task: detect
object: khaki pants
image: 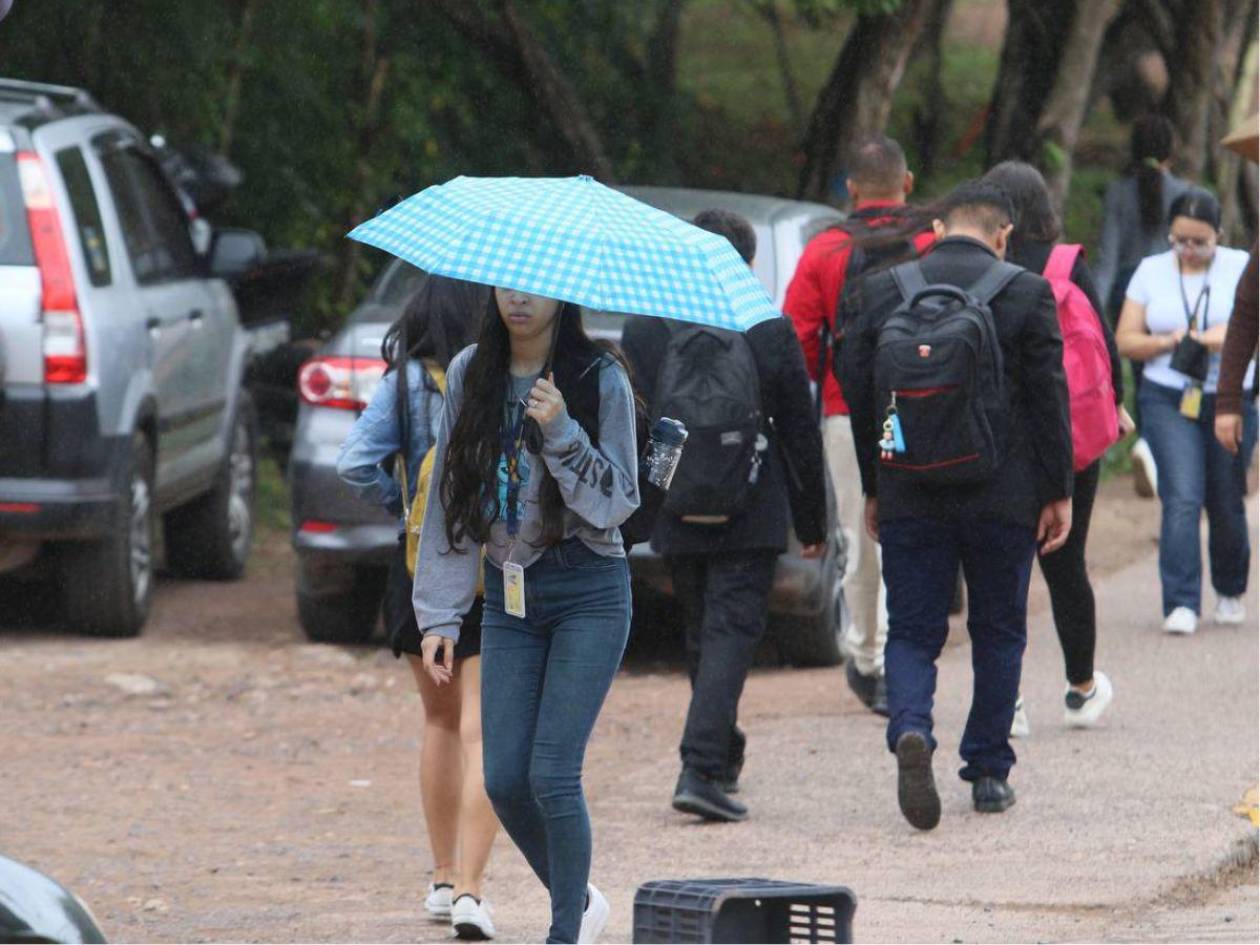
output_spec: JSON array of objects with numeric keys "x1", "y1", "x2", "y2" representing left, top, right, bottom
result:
[{"x1": 824, "y1": 414, "x2": 887, "y2": 676}]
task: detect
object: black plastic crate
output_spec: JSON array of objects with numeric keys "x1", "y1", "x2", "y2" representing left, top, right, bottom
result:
[{"x1": 632, "y1": 878, "x2": 856, "y2": 944}]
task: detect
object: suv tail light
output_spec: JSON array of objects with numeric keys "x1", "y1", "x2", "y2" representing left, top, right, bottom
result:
[
  {"x1": 17, "y1": 151, "x2": 87, "y2": 384},
  {"x1": 297, "y1": 356, "x2": 387, "y2": 411}
]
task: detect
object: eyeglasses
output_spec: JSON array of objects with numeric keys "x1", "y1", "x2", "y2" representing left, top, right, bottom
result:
[{"x1": 1169, "y1": 234, "x2": 1214, "y2": 250}]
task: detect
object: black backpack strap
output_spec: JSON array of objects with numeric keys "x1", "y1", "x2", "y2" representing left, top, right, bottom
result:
[
  {"x1": 890, "y1": 260, "x2": 929, "y2": 303},
  {"x1": 968, "y1": 261, "x2": 1023, "y2": 306}
]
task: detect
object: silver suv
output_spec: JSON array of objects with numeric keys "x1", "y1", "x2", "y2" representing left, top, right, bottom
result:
[
  {"x1": 0, "y1": 79, "x2": 257, "y2": 637},
  {"x1": 290, "y1": 186, "x2": 850, "y2": 665}
]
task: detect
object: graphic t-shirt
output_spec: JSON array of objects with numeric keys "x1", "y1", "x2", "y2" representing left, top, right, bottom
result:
[{"x1": 497, "y1": 372, "x2": 539, "y2": 524}]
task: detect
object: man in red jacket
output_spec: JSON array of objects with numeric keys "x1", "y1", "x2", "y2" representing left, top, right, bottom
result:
[{"x1": 783, "y1": 136, "x2": 934, "y2": 715}]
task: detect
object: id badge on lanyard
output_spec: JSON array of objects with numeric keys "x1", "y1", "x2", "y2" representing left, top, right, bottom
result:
[{"x1": 502, "y1": 398, "x2": 528, "y2": 618}]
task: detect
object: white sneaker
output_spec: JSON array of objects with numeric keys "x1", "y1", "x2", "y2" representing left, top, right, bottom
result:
[
  {"x1": 451, "y1": 894, "x2": 495, "y2": 940},
  {"x1": 424, "y1": 883, "x2": 453, "y2": 920},
  {"x1": 1009, "y1": 697, "x2": 1030, "y2": 738},
  {"x1": 1163, "y1": 607, "x2": 1198, "y2": 635},
  {"x1": 577, "y1": 883, "x2": 609, "y2": 944},
  {"x1": 1213, "y1": 596, "x2": 1246, "y2": 626},
  {"x1": 1064, "y1": 671, "x2": 1113, "y2": 728},
  {"x1": 1131, "y1": 438, "x2": 1158, "y2": 498}
]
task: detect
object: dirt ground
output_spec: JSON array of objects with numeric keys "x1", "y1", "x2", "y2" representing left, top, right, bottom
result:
[{"x1": 1, "y1": 477, "x2": 1256, "y2": 944}]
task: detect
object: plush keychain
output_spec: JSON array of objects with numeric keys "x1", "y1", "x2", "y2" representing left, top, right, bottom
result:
[{"x1": 879, "y1": 394, "x2": 906, "y2": 461}]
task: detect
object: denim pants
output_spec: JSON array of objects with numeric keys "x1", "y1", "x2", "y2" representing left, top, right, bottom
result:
[
  {"x1": 1139, "y1": 382, "x2": 1258, "y2": 615},
  {"x1": 481, "y1": 539, "x2": 631, "y2": 944},
  {"x1": 881, "y1": 517, "x2": 1036, "y2": 782},
  {"x1": 667, "y1": 550, "x2": 778, "y2": 779}
]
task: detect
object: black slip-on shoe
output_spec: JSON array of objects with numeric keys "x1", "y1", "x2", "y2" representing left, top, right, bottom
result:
[
  {"x1": 972, "y1": 776, "x2": 1016, "y2": 813},
  {"x1": 672, "y1": 768, "x2": 748, "y2": 822},
  {"x1": 895, "y1": 731, "x2": 941, "y2": 831},
  {"x1": 871, "y1": 673, "x2": 889, "y2": 717},
  {"x1": 846, "y1": 660, "x2": 879, "y2": 709}
]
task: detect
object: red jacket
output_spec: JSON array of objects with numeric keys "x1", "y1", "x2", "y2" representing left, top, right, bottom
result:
[{"x1": 783, "y1": 202, "x2": 935, "y2": 415}]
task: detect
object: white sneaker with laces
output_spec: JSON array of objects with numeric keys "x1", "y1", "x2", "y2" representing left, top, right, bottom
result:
[
  {"x1": 577, "y1": 883, "x2": 609, "y2": 944},
  {"x1": 1163, "y1": 607, "x2": 1198, "y2": 635},
  {"x1": 451, "y1": 894, "x2": 495, "y2": 940},
  {"x1": 1213, "y1": 596, "x2": 1246, "y2": 626},
  {"x1": 1009, "y1": 697, "x2": 1030, "y2": 739},
  {"x1": 1064, "y1": 671, "x2": 1113, "y2": 728},
  {"x1": 424, "y1": 883, "x2": 453, "y2": 920},
  {"x1": 1131, "y1": 438, "x2": 1158, "y2": 498}
]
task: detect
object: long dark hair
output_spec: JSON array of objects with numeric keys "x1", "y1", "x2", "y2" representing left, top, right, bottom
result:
[
  {"x1": 441, "y1": 295, "x2": 627, "y2": 550},
  {"x1": 983, "y1": 161, "x2": 1061, "y2": 254},
  {"x1": 382, "y1": 271, "x2": 485, "y2": 396},
  {"x1": 1130, "y1": 114, "x2": 1175, "y2": 230}
]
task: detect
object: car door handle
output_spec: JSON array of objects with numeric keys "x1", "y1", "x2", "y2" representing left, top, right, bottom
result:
[
  {"x1": 187, "y1": 309, "x2": 205, "y2": 324},
  {"x1": 146, "y1": 317, "x2": 161, "y2": 332}
]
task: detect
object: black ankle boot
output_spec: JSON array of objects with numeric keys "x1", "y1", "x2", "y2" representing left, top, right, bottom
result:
[
  {"x1": 972, "y1": 776, "x2": 1016, "y2": 813},
  {"x1": 672, "y1": 767, "x2": 748, "y2": 822}
]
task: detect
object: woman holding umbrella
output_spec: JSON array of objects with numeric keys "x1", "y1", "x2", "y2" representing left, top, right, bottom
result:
[{"x1": 413, "y1": 286, "x2": 639, "y2": 944}]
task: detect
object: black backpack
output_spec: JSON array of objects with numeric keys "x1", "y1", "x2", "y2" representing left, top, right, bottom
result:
[
  {"x1": 653, "y1": 322, "x2": 764, "y2": 523},
  {"x1": 872, "y1": 259, "x2": 1021, "y2": 485}
]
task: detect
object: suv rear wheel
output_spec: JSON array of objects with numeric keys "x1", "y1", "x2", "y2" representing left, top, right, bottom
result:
[
  {"x1": 61, "y1": 433, "x2": 154, "y2": 637},
  {"x1": 296, "y1": 567, "x2": 385, "y2": 645},
  {"x1": 165, "y1": 395, "x2": 257, "y2": 580}
]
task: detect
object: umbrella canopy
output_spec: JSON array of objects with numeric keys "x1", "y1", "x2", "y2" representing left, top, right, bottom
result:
[
  {"x1": 347, "y1": 175, "x2": 780, "y2": 332},
  {"x1": 1222, "y1": 112, "x2": 1259, "y2": 162}
]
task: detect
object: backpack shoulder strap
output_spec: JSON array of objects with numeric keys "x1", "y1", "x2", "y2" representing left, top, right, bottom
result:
[
  {"x1": 1043, "y1": 243, "x2": 1082, "y2": 282},
  {"x1": 890, "y1": 260, "x2": 928, "y2": 303},
  {"x1": 968, "y1": 260, "x2": 1024, "y2": 306}
]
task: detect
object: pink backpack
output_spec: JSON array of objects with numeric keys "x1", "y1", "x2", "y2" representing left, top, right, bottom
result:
[{"x1": 1043, "y1": 245, "x2": 1119, "y2": 472}]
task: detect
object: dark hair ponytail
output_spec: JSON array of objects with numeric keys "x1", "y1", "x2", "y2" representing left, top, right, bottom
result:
[
  {"x1": 1131, "y1": 114, "x2": 1175, "y2": 230},
  {"x1": 1168, "y1": 187, "x2": 1222, "y2": 230}
]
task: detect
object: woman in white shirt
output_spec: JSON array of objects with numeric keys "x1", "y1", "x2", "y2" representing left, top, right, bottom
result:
[{"x1": 1117, "y1": 188, "x2": 1256, "y2": 635}]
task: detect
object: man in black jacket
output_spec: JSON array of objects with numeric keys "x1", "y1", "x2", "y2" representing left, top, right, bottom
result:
[
  {"x1": 839, "y1": 181, "x2": 1074, "y2": 830},
  {"x1": 621, "y1": 209, "x2": 828, "y2": 823}
]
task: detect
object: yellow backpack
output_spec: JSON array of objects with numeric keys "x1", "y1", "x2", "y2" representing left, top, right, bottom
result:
[
  {"x1": 397, "y1": 364, "x2": 484, "y2": 594},
  {"x1": 397, "y1": 363, "x2": 446, "y2": 577}
]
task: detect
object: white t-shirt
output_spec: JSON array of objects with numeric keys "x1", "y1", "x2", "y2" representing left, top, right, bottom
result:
[{"x1": 1126, "y1": 247, "x2": 1255, "y2": 393}]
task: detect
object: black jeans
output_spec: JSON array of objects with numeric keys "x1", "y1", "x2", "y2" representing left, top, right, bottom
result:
[
  {"x1": 667, "y1": 550, "x2": 778, "y2": 780},
  {"x1": 1036, "y1": 461, "x2": 1100, "y2": 686},
  {"x1": 882, "y1": 517, "x2": 1036, "y2": 782}
]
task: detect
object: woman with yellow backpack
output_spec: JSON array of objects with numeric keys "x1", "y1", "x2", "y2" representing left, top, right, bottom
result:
[{"x1": 337, "y1": 274, "x2": 501, "y2": 940}]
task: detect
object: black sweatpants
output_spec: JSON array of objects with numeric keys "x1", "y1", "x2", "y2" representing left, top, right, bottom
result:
[
  {"x1": 1036, "y1": 461, "x2": 1101, "y2": 685},
  {"x1": 667, "y1": 550, "x2": 778, "y2": 780}
]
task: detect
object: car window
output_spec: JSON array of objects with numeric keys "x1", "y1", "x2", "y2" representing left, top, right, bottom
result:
[
  {"x1": 55, "y1": 147, "x2": 111, "y2": 286},
  {"x1": 100, "y1": 147, "x2": 196, "y2": 284},
  {"x1": 373, "y1": 260, "x2": 427, "y2": 307},
  {"x1": 0, "y1": 153, "x2": 34, "y2": 266}
]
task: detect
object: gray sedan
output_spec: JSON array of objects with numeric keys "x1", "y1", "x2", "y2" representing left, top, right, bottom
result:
[{"x1": 289, "y1": 187, "x2": 848, "y2": 665}]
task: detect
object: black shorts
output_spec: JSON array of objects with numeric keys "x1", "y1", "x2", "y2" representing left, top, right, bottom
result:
[{"x1": 384, "y1": 537, "x2": 483, "y2": 660}]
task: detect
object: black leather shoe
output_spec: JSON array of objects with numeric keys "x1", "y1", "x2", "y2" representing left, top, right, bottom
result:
[
  {"x1": 972, "y1": 776, "x2": 1016, "y2": 813},
  {"x1": 871, "y1": 673, "x2": 889, "y2": 717},
  {"x1": 672, "y1": 768, "x2": 748, "y2": 822},
  {"x1": 846, "y1": 660, "x2": 879, "y2": 709},
  {"x1": 720, "y1": 756, "x2": 744, "y2": 794},
  {"x1": 894, "y1": 732, "x2": 941, "y2": 830}
]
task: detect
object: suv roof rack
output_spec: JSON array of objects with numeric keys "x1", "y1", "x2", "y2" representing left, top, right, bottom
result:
[{"x1": 0, "y1": 78, "x2": 102, "y2": 127}]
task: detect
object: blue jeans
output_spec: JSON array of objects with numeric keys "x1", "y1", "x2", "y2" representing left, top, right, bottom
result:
[
  {"x1": 881, "y1": 517, "x2": 1036, "y2": 782},
  {"x1": 1139, "y1": 382, "x2": 1258, "y2": 615},
  {"x1": 481, "y1": 539, "x2": 631, "y2": 944}
]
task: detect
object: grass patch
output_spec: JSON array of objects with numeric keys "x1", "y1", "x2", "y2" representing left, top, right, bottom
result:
[{"x1": 256, "y1": 455, "x2": 292, "y2": 535}]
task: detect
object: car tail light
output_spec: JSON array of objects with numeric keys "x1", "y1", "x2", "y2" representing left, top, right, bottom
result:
[
  {"x1": 299, "y1": 520, "x2": 340, "y2": 534},
  {"x1": 17, "y1": 151, "x2": 87, "y2": 384},
  {"x1": 297, "y1": 356, "x2": 386, "y2": 410}
]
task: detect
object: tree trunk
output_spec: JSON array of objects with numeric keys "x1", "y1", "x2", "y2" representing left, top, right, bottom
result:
[
  {"x1": 758, "y1": 1, "x2": 806, "y2": 136},
  {"x1": 911, "y1": 0, "x2": 955, "y2": 177},
  {"x1": 985, "y1": 0, "x2": 1076, "y2": 166},
  {"x1": 1219, "y1": 39, "x2": 1259, "y2": 245},
  {"x1": 643, "y1": 0, "x2": 687, "y2": 182},
  {"x1": 1034, "y1": 0, "x2": 1124, "y2": 207},
  {"x1": 335, "y1": 0, "x2": 390, "y2": 313},
  {"x1": 219, "y1": 0, "x2": 260, "y2": 157},
  {"x1": 431, "y1": 0, "x2": 615, "y2": 181},
  {"x1": 796, "y1": 0, "x2": 936, "y2": 202},
  {"x1": 1162, "y1": 0, "x2": 1224, "y2": 178}
]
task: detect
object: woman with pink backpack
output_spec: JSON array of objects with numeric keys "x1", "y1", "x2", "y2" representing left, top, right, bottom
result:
[{"x1": 984, "y1": 162, "x2": 1134, "y2": 735}]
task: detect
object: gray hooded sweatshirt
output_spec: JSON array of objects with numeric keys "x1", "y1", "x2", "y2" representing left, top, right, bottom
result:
[{"x1": 413, "y1": 344, "x2": 640, "y2": 642}]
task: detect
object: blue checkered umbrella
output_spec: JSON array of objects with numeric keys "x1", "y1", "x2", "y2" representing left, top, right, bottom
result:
[{"x1": 347, "y1": 175, "x2": 779, "y2": 331}]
